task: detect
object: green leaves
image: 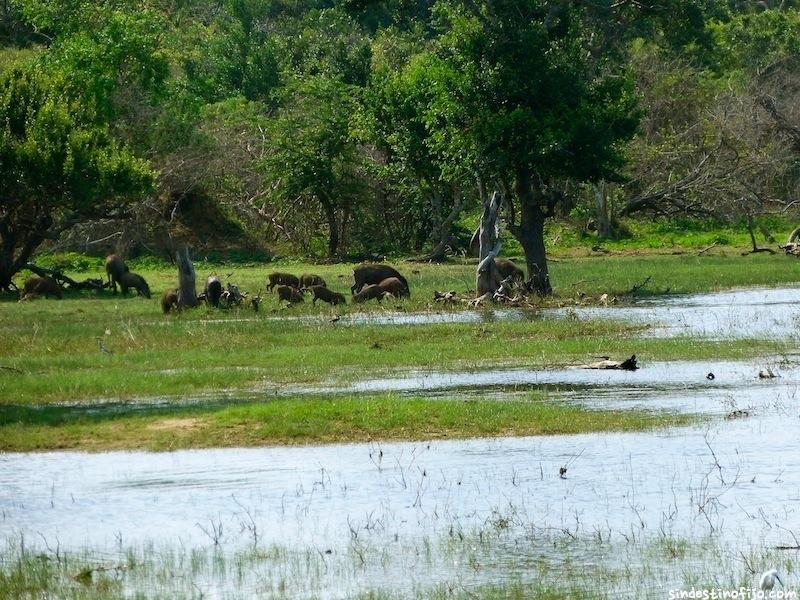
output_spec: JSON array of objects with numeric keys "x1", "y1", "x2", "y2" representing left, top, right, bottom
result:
[{"x1": 0, "y1": 65, "x2": 152, "y2": 219}]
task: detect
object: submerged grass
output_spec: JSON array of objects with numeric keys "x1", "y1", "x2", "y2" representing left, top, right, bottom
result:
[
  {"x1": 1, "y1": 528, "x2": 793, "y2": 600},
  {"x1": 0, "y1": 393, "x2": 695, "y2": 451}
]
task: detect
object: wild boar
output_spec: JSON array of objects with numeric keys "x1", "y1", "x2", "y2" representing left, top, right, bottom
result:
[
  {"x1": 377, "y1": 276, "x2": 410, "y2": 299},
  {"x1": 267, "y1": 272, "x2": 300, "y2": 291},
  {"x1": 308, "y1": 285, "x2": 345, "y2": 306},
  {"x1": 105, "y1": 254, "x2": 129, "y2": 293},
  {"x1": 351, "y1": 264, "x2": 409, "y2": 296},
  {"x1": 22, "y1": 276, "x2": 63, "y2": 299},
  {"x1": 299, "y1": 273, "x2": 327, "y2": 288},
  {"x1": 495, "y1": 258, "x2": 525, "y2": 282},
  {"x1": 161, "y1": 289, "x2": 179, "y2": 313},
  {"x1": 205, "y1": 276, "x2": 222, "y2": 307},
  {"x1": 119, "y1": 272, "x2": 151, "y2": 298},
  {"x1": 277, "y1": 285, "x2": 304, "y2": 304},
  {"x1": 352, "y1": 284, "x2": 385, "y2": 303}
]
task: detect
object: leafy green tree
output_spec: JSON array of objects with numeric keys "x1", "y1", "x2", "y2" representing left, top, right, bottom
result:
[
  {"x1": 422, "y1": 0, "x2": 640, "y2": 293},
  {"x1": 259, "y1": 77, "x2": 363, "y2": 258},
  {"x1": 0, "y1": 66, "x2": 153, "y2": 290}
]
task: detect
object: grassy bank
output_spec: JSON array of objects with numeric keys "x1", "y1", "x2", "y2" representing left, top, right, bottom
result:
[
  {"x1": 0, "y1": 393, "x2": 695, "y2": 452},
  {"x1": 0, "y1": 251, "x2": 795, "y2": 449},
  {"x1": 12, "y1": 252, "x2": 800, "y2": 305},
  {"x1": 0, "y1": 306, "x2": 785, "y2": 405}
]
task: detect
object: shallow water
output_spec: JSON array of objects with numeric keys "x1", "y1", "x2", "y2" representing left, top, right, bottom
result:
[
  {"x1": 192, "y1": 284, "x2": 800, "y2": 340},
  {"x1": 4, "y1": 285, "x2": 800, "y2": 597},
  {"x1": 2, "y1": 413, "x2": 800, "y2": 596}
]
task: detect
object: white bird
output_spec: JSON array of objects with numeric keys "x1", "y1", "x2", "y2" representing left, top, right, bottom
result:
[{"x1": 760, "y1": 569, "x2": 784, "y2": 591}]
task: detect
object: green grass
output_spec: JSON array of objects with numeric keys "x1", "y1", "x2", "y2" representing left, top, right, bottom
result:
[
  {"x1": 13, "y1": 251, "x2": 800, "y2": 306},
  {"x1": 0, "y1": 303, "x2": 785, "y2": 405},
  {"x1": 0, "y1": 393, "x2": 695, "y2": 452},
  {"x1": 1, "y1": 251, "x2": 796, "y2": 449}
]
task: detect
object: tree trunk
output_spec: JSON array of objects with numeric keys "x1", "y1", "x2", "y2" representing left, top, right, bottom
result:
[
  {"x1": 320, "y1": 195, "x2": 339, "y2": 259},
  {"x1": 515, "y1": 172, "x2": 552, "y2": 295},
  {"x1": 176, "y1": 247, "x2": 197, "y2": 308},
  {"x1": 0, "y1": 214, "x2": 51, "y2": 291},
  {"x1": 593, "y1": 180, "x2": 612, "y2": 239},
  {"x1": 747, "y1": 214, "x2": 758, "y2": 253},
  {"x1": 429, "y1": 185, "x2": 443, "y2": 246},
  {"x1": 414, "y1": 190, "x2": 471, "y2": 262},
  {"x1": 476, "y1": 191, "x2": 503, "y2": 296},
  {"x1": 0, "y1": 245, "x2": 14, "y2": 291}
]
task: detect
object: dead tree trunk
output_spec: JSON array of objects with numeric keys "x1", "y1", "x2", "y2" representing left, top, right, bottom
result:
[
  {"x1": 476, "y1": 191, "x2": 503, "y2": 297},
  {"x1": 176, "y1": 247, "x2": 197, "y2": 308},
  {"x1": 779, "y1": 226, "x2": 800, "y2": 256}
]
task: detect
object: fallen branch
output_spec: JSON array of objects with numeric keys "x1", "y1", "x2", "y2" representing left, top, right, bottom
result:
[
  {"x1": 434, "y1": 290, "x2": 458, "y2": 304},
  {"x1": 696, "y1": 241, "x2": 719, "y2": 256},
  {"x1": 625, "y1": 276, "x2": 652, "y2": 296},
  {"x1": 23, "y1": 263, "x2": 106, "y2": 291},
  {"x1": 581, "y1": 355, "x2": 638, "y2": 371}
]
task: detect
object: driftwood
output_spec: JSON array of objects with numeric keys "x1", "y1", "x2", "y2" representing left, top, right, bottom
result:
[
  {"x1": 476, "y1": 191, "x2": 503, "y2": 296},
  {"x1": 779, "y1": 226, "x2": 800, "y2": 256},
  {"x1": 434, "y1": 290, "x2": 458, "y2": 304},
  {"x1": 176, "y1": 247, "x2": 198, "y2": 308},
  {"x1": 220, "y1": 283, "x2": 246, "y2": 307},
  {"x1": 24, "y1": 263, "x2": 106, "y2": 291},
  {"x1": 581, "y1": 355, "x2": 638, "y2": 371}
]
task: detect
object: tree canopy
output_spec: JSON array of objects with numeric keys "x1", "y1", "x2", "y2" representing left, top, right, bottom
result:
[{"x1": 1, "y1": 0, "x2": 799, "y2": 292}]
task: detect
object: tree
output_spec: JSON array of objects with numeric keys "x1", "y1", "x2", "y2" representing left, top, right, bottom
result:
[
  {"x1": 422, "y1": 0, "x2": 640, "y2": 294},
  {"x1": 0, "y1": 66, "x2": 153, "y2": 290},
  {"x1": 620, "y1": 17, "x2": 800, "y2": 236},
  {"x1": 361, "y1": 47, "x2": 473, "y2": 261},
  {"x1": 259, "y1": 77, "x2": 363, "y2": 258}
]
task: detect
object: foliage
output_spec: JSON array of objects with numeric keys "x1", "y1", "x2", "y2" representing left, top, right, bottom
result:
[
  {"x1": 2, "y1": 0, "x2": 800, "y2": 274},
  {"x1": 259, "y1": 77, "x2": 363, "y2": 257},
  {"x1": 0, "y1": 65, "x2": 153, "y2": 287}
]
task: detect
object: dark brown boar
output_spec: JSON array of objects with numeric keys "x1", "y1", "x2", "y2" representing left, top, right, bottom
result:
[
  {"x1": 267, "y1": 272, "x2": 300, "y2": 291},
  {"x1": 299, "y1": 273, "x2": 327, "y2": 288},
  {"x1": 22, "y1": 276, "x2": 63, "y2": 299},
  {"x1": 205, "y1": 276, "x2": 222, "y2": 307},
  {"x1": 105, "y1": 254, "x2": 129, "y2": 293},
  {"x1": 161, "y1": 289, "x2": 179, "y2": 313},
  {"x1": 494, "y1": 258, "x2": 525, "y2": 282},
  {"x1": 119, "y1": 272, "x2": 151, "y2": 298},
  {"x1": 351, "y1": 264, "x2": 409, "y2": 296},
  {"x1": 352, "y1": 284, "x2": 385, "y2": 303},
  {"x1": 308, "y1": 285, "x2": 345, "y2": 305},
  {"x1": 377, "y1": 276, "x2": 410, "y2": 299},
  {"x1": 277, "y1": 285, "x2": 304, "y2": 304}
]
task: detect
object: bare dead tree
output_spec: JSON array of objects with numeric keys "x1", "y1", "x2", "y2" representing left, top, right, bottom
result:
[
  {"x1": 176, "y1": 247, "x2": 197, "y2": 308},
  {"x1": 476, "y1": 191, "x2": 503, "y2": 297},
  {"x1": 621, "y1": 49, "x2": 800, "y2": 232}
]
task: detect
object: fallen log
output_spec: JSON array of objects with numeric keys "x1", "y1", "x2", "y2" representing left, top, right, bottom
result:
[
  {"x1": 581, "y1": 355, "x2": 638, "y2": 371},
  {"x1": 24, "y1": 263, "x2": 106, "y2": 291},
  {"x1": 434, "y1": 290, "x2": 458, "y2": 304}
]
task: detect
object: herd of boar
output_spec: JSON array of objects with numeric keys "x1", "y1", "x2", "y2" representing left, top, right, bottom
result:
[
  {"x1": 19, "y1": 255, "x2": 426, "y2": 311},
  {"x1": 20, "y1": 254, "x2": 527, "y2": 310},
  {"x1": 266, "y1": 263, "x2": 411, "y2": 307}
]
